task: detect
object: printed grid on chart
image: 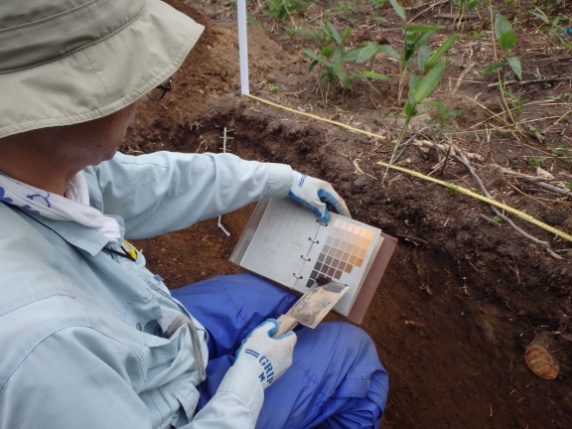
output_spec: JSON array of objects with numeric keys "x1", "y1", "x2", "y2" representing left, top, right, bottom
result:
[{"x1": 305, "y1": 217, "x2": 376, "y2": 288}]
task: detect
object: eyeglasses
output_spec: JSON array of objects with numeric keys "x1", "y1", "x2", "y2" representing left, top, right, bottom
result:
[{"x1": 147, "y1": 77, "x2": 172, "y2": 101}]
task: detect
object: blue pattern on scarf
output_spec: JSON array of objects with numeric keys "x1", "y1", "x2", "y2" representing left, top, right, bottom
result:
[
  {"x1": 0, "y1": 187, "x2": 13, "y2": 204},
  {"x1": 1, "y1": 186, "x2": 41, "y2": 215},
  {"x1": 27, "y1": 191, "x2": 52, "y2": 208}
]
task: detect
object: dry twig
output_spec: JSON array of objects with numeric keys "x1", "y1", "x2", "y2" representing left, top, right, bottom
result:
[
  {"x1": 434, "y1": 13, "x2": 479, "y2": 20},
  {"x1": 494, "y1": 165, "x2": 572, "y2": 198},
  {"x1": 408, "y1": 0, "x2": 448, "y2": 23},
  {"x1": 418, "y1": 140, "x2": 565, "y2": 259},
  {"x1": 453, "y1": 62, "x2": 476, "y2": 94},
  {"x1": 392, "y1": 128, "x2": 429, "y2": 164},
  {"x1": 488, "y1": 76, "x2": 572, "y2": 88}
]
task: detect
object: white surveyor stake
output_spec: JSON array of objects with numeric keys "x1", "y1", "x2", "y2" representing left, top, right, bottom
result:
[{"x1": 237, "y1": 0, "x2": 249, "y2": 95}]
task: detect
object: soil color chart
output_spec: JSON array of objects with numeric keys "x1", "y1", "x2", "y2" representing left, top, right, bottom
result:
[
  {"x1": 230, "y1": 198, "x2": 386, "y2": 318},
  {"x1": 305, "y1": 218, "x2": 376, "y2": 288}
]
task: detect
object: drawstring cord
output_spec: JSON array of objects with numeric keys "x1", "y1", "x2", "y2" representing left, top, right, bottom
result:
[{"x1": 165, "y1": 315, "x2": 207, "y2": 382}]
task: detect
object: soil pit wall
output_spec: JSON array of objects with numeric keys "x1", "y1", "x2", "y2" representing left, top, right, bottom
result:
[{"x1": 131, "y1": 103, "x2": 572, "y2": 429}]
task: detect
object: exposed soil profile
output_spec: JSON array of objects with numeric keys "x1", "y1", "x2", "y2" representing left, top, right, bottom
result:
[{"x1": 127, "y1": 1, "x2": 572, "y2": 427}]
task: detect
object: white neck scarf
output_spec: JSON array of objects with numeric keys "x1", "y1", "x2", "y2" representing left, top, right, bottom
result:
[{"x1": 0, "y1": 172, "x2": 121, "y2": 243}]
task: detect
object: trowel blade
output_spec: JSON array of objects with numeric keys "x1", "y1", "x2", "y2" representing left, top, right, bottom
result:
[{"x1": 286, "y1": 281, "x2": 349, "y2": 328}]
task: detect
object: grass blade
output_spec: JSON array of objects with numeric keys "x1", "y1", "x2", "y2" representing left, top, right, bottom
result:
[
  {"x1": 506, "y1": 55, "x2": 522, "y2": 80},
  {"x1": 389, "y1": 0, "x2": 406, "y2": 21},
  {"x1": 412, "y1": 60, "x2": 446, "y2": 104}
]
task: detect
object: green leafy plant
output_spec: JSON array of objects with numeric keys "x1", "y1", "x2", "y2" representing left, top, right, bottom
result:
[
  {"x1": 300, "y1": 22, "x2": 391, "y2": 101},
  {"x1": 451, "y1": 0, "x2": 479, "y2": 27},
  {"x1": 530, "y1": 5, "x2": 572, "y2": 50},
  {"x1": 369, "y1": 0, "x2": 389, "y2": 21},
  {"x1": 530, "y1": 5, "x2": 569, "y2": 35},
  {"x1": 388, "y1": 0, "x2": 405, "y2": 20},
  {"x1": 482, "y1": 14, "x2": 521, "y2": 80},
  {"x1": 336, "y1": 1, "x2": 356, "y2": 24},
  {"x1": 452, "y1": 0, "x2": 479, "y2": 10},
  {"x1": 262, "y1": 0, "x2": 309, "y2": 21},
  {"x1": 399, "y1": 59, "x2": 448, "y2": 140},
  {"x1": 388, "y1": 0, "x2": 461, "y2": 104},
  {"x1": 528, "y1": 156, "x2": 548, "y2": 170},
  {"x1": 381, "y1": 0, "x2": 460, "y2": 182},
  {"x1": 549, "y1": 144, "x2": 572, "y2": 166},
  {"x1": 551, "y1": 144, "x2": 572, "y2": 157},
  {"x1": 396, "y1": 24, "x2": 461, "y2": 104},
  {"x1": 481, "y1": 9, "x2": 524, "y2": 131},
  {"x1": 424, "y1": 101, "x2": 462, "y2": 130}
]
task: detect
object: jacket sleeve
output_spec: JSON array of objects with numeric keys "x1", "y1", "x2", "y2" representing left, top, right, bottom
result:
[
  {"x1": 87, "y1": 151, "x2": 293, "y2": 239},
  {"x1": 183, "y1": 365, "x2": 264, "y2": 429}
]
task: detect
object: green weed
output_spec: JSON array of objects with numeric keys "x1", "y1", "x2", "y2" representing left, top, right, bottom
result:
[
  {"x1": 368, "y1": 0, "x2": 389, "y2": 23},
  {"x1": 481, "y1": 13, "x2": 521, "y2": 80},
  {"x1": 262, "y1": 0, "x2": 310, "y2": 21},
  {"x1": 300, "y1": 22, "x2": 391, "y2": 101},
  {"x1": 424, "y1": 101, "x2": 462, "y2": 130},
  {"x1": 528, "y1": 156, "x2": 548, "y2": 170},
  {"x1": 381, "y1": 0, "x2": 459, "y2": 182},
  {"x1": 451, "y1": 0, "x2": 479, "y2": 28},
  {"x1": 451, "y1": 0, "x2": 479, "y2": 10},
  {"x1": 336, "y1": 1, "x2": 356, "y2": 24},
  {"x1": 481, "y1": 8, "x2": 525, "y2": 132},
  {"x1": 530, "y1": 5, "x2": 569, "y2": 35}
]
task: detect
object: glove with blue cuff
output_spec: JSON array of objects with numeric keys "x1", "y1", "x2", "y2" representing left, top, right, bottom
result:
[
  {"x1": 289, "y1": 171, "x2": 351, "y2": 222},
  {"x1": 234, "y1": 319, "x2": 297, "y2": 390}
]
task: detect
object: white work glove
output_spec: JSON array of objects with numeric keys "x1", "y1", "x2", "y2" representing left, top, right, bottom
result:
[
  {"x1": 234, "y1": 319, "x2": 297, "y2": 390},
  {"x1": 289, "y1": 171, "x2": 351, "y2": 222}
]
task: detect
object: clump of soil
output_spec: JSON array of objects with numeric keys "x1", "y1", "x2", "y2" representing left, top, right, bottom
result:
[{"x1": 127, "y1": 1, "x2": 572, "y2": 427}]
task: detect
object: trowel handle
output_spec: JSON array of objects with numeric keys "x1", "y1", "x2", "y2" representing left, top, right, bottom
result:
[{"x1": 273, "y1": 314, "x2": 298, "y2": 338}]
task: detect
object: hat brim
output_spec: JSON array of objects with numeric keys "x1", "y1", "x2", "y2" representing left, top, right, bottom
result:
[{"x1": 0, "y1": 0, "x2": 204, "y2": 139}]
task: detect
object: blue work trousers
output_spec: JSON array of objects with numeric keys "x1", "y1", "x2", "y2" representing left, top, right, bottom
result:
[{"x1": 172, "y1": 273, "x2": 388, "y2": 429}]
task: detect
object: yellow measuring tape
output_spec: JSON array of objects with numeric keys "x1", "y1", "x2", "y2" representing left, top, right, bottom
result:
[
  {"x1": 377, "y1": 162, "x2": 572, "y2": 243},
  {"x1": 245, "y1": 93, "x2": 572, "y2": 244},
  {"x1": 246, "y1": 94, "x2": 387, "y2": 140}
]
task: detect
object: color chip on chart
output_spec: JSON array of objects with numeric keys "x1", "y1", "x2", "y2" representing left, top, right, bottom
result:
[{"x1": 305, "y1": 218, "x2": 376, "y2": 288}]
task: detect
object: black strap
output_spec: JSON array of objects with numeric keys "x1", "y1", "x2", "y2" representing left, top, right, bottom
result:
[{"x1": 104, "y1": 245, "x2": 136, "y2": 262}]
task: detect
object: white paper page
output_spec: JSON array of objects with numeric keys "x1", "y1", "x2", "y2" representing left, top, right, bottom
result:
[{"x1": 238, "y1": 198, "x2": 321, "y2": 288}]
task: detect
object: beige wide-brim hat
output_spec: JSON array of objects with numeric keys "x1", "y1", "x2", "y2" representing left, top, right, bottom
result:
[{"x1": 0, "y1": 0, "x2": 204, "y2": 139}]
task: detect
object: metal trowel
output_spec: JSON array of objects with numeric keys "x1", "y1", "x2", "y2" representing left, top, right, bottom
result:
[{"x1": 272, "y1": 281, "x2": 350, "y2": 338}]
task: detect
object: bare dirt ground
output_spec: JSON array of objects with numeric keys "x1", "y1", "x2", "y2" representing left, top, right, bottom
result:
[{"x1": 127, "y1": 1, "x2": 572, "y2": 427}]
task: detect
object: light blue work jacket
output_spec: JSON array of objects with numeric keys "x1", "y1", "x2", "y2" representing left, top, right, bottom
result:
[{"x1": 0, "y1": 151, "x2": 292, "y2": 428}]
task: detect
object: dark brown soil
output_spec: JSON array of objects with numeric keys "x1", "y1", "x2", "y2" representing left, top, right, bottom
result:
[{"x1": 126, "y1": 1, "x2": 572, "y2": 427}]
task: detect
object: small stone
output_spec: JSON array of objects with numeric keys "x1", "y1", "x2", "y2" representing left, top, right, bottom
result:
[
  {"x1": 562, "y1": 215, "x2": 572, "y2": 234},
  {"x1": 542, "y1": 210, "x2": 567, "y2": 226},
  {"x1": 353, "y1": 176, "x2": 374, "y2": 190},
  {"x1": 524, "y1": 333, "x2": 561, "y2": 380}
]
